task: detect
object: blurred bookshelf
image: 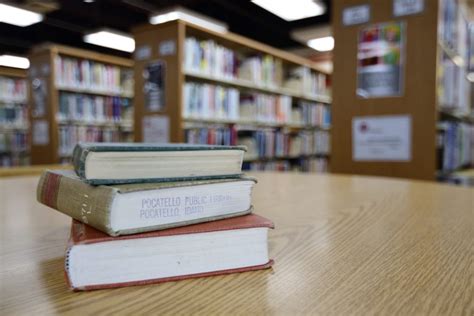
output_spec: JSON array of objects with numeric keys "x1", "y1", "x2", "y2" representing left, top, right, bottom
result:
[
  {"x1": 133, "y1": 20, "x2": 332, "y2": 173},
  {"x1": 437, "y1": 0, "x2": 474, "y2": 183},
  {"x1": 28, "y1": 44, "x2": 134, "y2": 164},
  {"x1": 0, "y1": 66, "x2": 29, "y2": 167}
]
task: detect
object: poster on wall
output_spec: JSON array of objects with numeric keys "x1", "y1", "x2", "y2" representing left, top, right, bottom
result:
[
  {"x1": 31, "y1": 78, "x2": 47, "y2": 117},
  {"x1": 143, "y1": 115, "x2": 170, "y2": 143},
  {"x1": 143, "y1": 60, "x2": 166, "y2": 111},
  {"x1": 357, "y1": 21, "x2": 405, "y2": 98},
  {"x1": 352, "y1": 115, "x2": 411, "y2": 161}
]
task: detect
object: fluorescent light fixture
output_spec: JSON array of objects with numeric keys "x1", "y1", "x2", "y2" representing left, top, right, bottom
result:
[
  {"x1": 0, "y1": 3, "x2": 43, "y2": 27},
  {"x1": 150, "y1": 7, "x2": 228, "y2": 34},
  {"x1": 0, "y1": 55, "x2": 30, "y2": 69},
  {"x1": 251, "y1": 0, "x2": 325, "y2": 21},
  {"x1": 307, "y1": 36, "x2": 334, "y2": 52},
  {"x1": 83, "y1": 29, "x2": 135, "y2": 53},
  {"x1": 467, "y1": 72, "x2": 474, "y2": 82}
]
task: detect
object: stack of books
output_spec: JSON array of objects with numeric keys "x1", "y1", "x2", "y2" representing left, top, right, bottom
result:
[{"x1": 37, "y1": 142, "x2": 274, "y2": 291}]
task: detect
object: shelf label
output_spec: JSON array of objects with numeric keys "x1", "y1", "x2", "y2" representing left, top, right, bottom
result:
[
  {"x1": 343, "y1": 4, "x2": 370, "y2": 26},
  {"x1": 135, "y1": 45, "x2": 151, "y2": 60},
  {"x1": 393, "y1": 0, "x2": 424, "y2": 17},
  {"x1": 143, "y1": 115, "x2": 169, "y2": 143},
  {"x1": 159, "y1": 40, "x2": 176, "y2": 56},
  {"x1": 352, "y1": 115, "x2": 411, "y2": 161}
]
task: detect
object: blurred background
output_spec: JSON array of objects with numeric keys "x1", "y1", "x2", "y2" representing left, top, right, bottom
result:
[{"x1": 0, "y1": 0, "x2": 473, "y2": 185}]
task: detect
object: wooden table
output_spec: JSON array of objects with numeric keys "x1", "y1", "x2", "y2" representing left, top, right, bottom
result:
[{"x1": 1, "y1": 172, "x2": 472, "y2": 315}]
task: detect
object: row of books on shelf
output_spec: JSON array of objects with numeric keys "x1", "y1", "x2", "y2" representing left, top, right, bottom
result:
[
  {"x1": 438, "y1": 53, "x2": 470, "y2": 111},
  {"x1": 240, "y1": 130, "x2": 330, "y2": 160},
  {"x1": 0, "y1": 77, "x2": 28, "y2": 102},
  {"x1": 54, "y1": 55, "x2": 134, "y2": 96},
  {"x1": 184, "y1": 82, "x2": 330, "y2": 126},
  {"x1": 437, "y1": 122, "x2": 474, "y2": 172},
  {"x1": 0, "y1": 105, "x2": 28, "y2": 128},
  {"x1": 240, "y1": 94, "x2": 291, "y2": 124},
  {"x1": 184, "y1": 37, "x2": 330, "y2": 96},
  {"x1": 58, "y1": 126, "x2": 131, "y2": 157},
  {"x1": 298, "y1": 102, "x2": 331, "y2": 127},
  {"x1": 185, "y1": 126, "x2": 330, "y2": 160},
  {"x1": 284, "y1": 67, "x2": 329, "y2": 98},
  {"x1": 242, "y1": 157, "x2": 328, "y2": 173},
  {"x1": 468, "y1": 23, "x2": 474, "y2": 72},
  {"x1": 183, "y1": 82, "x2": 240, "y2": 120},
  {"x1": 184, "y1": 37, "x2": 237, "y2": 79},
  {"x1": 438, "y1": 0, "x2": 462, "y2": 52},
  {"x1": 0, "y1": 131, "x2": 28, "y2": 154},
  {"x1": 57, "y1": 92, "x2": 133, "y2": 124},
  {"x1": 239, "y1": 55, "x2": 282, "y2": 88},
  {"x1": 185, "y1": 126, "x2": 238, "y2": 146},
  {"x1": 0, "y1": 153, "x2": 29, "y2": 167}
]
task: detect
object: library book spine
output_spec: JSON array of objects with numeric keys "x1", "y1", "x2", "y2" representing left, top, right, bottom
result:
[{"x1": 37, "y1": 170, "x2": 118, "y2": 236}]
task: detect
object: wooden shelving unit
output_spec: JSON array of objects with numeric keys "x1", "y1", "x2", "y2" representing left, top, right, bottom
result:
[
  {"x1": 132, "y1": 20, "x2": 332, "y2": 172},
  {"x1": 0, "y1": 66, "x2": 29, "y2": 167},
  {"x1": 28, "y1": 44, "x2": 134, "y2": 164},
  {"x1": 332, "y1": 0, "x2": 473, "y2": 181}
]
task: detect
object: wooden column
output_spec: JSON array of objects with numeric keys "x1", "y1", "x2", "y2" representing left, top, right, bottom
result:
[{"x1": 331, "y1": 0, "x2": 439, "y2": 180}]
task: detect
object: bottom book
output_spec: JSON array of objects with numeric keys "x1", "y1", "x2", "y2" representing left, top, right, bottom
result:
[{"x1": 65, "y1": 214, "x2": 274, "y2": 291}]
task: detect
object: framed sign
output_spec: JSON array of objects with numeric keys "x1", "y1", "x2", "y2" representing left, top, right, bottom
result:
[
  {"x1": 393, "y1": 0, "x2": 424, "y2": 17},
  {"x1": 143, "y1": 61, "x2": 166, "y2": 111},
  {"x1": 352, "y1": 115, "x2": 411, "y2": 161},
  {"x1": 343, "y1": 4, "x2": 370, "y2": 26},
  {"x1": 143, "y1": 115, "x2": 170, "y2": 143},
  {"x1": 357, "y1": 21, "x2": 405, "y2": 98}
]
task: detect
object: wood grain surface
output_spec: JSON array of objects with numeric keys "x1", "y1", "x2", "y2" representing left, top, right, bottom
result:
[{"x1": 0, "y1": 172, "x2": 473, "y2": 315}]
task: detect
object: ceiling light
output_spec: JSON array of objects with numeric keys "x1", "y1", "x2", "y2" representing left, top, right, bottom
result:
[
  {"x1": 0, "y1": 3, "x2": 43, "y2": 27},
  {"x1": 307, "y1": 36, "x2": 334, "y2": 52},
  {"x1": 150, "y1": 7, "x2": 228, "y2": 34},
  {"x1": 251, "y1": 0, "x2": 325, "y2": 21},
  {"x1": 467, "y1": 72, "x2": 474, "y2": 82},
  {"x1": 0, "y1": 55, "x2": 30, "y2": 69},
  {"x1": 83, "y1": 29, "x2": 135, "y2": 53}
]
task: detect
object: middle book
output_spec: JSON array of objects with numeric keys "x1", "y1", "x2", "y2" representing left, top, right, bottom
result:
[{"x1": 37, "y1": 169, "x2": 256, "y2": 236}]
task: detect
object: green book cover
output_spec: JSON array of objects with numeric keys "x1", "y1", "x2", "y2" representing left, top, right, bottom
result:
[
  {"x1": 72, "y1": 142, "x2": 247, "y2": 185},
  {"x1": 37, "y1": 169, "x2": 256, "y2": 236}
]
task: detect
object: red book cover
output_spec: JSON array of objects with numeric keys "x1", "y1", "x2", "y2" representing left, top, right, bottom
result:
[{"x1": 66, "y1": 214, "x2": 274, "y2": 291}]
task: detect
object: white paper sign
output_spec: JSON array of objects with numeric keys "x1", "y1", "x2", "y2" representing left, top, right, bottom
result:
[
  {"x1": 32, "y1": 120, "x2": 49, "y2": 145},
  {"x1": 135, "y1": 45, "x2": 151, "y2": 60},
  {"x1": 393, "y1": 0, "x2": 424, "y2": 17},
  {"x1": 143, "y1": 115, "x2": 170, "y2": 143},
  {"x1": 352, "y1": 115, "x2": 411, "y2": 161},
  {"x1": 159, "y1": 40, "x2": 176, "y2": 56},
  {"x1": 343, "y1": 4, "x2": 370, "y2": 26}
]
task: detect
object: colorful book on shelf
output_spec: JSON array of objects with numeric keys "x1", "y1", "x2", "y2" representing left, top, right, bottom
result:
[
  {"x1": 37, "y1": 169, "x2": 256, "y2": 236},
  {"x1": 72, "y1": 142, "x2": 247, "y2": 184},
  {"x1": 65, "y1": 214, "x2": 274, "y2": 291}
]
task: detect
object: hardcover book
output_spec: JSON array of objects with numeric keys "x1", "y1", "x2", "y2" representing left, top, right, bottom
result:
[
  {"x1": 72, "y1": 142, "x2": 246, "y2": 184},
  {"x1": 66, "y1": 214, "x2": 274, "y2": 290},
  {"x1": 38, "y1": 169, "x2": 256, "y2": 236}
]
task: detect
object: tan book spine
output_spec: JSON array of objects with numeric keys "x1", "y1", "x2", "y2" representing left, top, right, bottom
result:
[{"x1": 37, "y1": 170, "x2": 118, "y2": 236}]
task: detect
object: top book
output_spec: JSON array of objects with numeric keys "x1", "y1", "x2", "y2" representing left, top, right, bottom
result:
[{"x1": 73, "y1": 143, "x2": 246, "y2": 185}]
